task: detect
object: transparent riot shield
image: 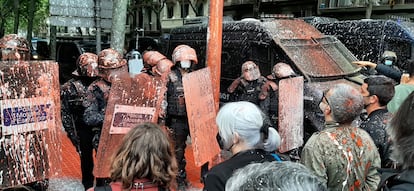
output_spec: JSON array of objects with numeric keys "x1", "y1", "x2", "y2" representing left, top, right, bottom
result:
[
  {"x1": 278, "y1": 76, "x2": 304, "y2": 153},
  {"x1": 94, "y1": 73, "x2": 167, "y2": 178},
  {"x1": 182, "y1": 67, "x2": 220, "y2": 167},
  {"x1": 0, "y1": 61, "x2": 62, "y2": 188}
]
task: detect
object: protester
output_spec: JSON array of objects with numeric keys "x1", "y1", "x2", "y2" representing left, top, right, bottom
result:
[
  {"x1": 225, "y1": 161, "x2": 327, "y2": 191},
  {"x1": 164, "y1": 44, "x2": 198, "y2": 191},
  {"x1": 88, "y1": 122, "x2": 178, "y2": 191},
  {"x1": 0, "y1": 34, "x2": 30, "y2": 61},
  {"x1": 359, "y1": 75, "x2": 395, "y2": 168},
  {"x1": 61, "y1": 53, "x2": 99, "y2": 189},
  {"x1": 203, "y1": 101, "x2": 281, "y2": 191},
  {"x1": 300, "y1": 83, "x2": 381, "y2": 191},
  {"x1": 83, "y1": 48, "x2": 128, "y2": 186},
  {"x1": 377, "y1": 91, "x2": 414, "y2": 190},
  {"x1": 387, "y1": 59, "x2": 414, "y2": 113}
]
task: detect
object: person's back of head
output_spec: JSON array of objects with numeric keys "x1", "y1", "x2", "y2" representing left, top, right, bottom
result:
[
  {"x1": 406, "y1": 59, "x2": 414, "y2": 77},
  {"x1": 110, "y1": 122, "x2": 177, "y2": 189},
  {"x1": 225, "y1": 161, "x2": 328, "y2": 191},
  {"x1": 363, "y1": 75, "x2": 395, "y2": 106},
  {"x1": 216, "y1": 101, "x2": 280, "y2": 152},
  {"x1": 389, "y1": 91, "x2": 414, "y2": 169},
  {"x1": 325, "y1": 83, "x2": 363, "y2": 123}
]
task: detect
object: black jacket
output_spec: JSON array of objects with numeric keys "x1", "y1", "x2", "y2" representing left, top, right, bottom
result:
[
  {"x1": 378, "y1": 169, "x2": 414, "y2": 191},
  {"x1": 359, "y1": 108, "x2": 393, "y2": 167},
  {"x1": 375, "y1": 64, "x2": 402, "y2": 83},
  {"x1": 203, "y1": 149, "x2": 276, "y2": 191}
]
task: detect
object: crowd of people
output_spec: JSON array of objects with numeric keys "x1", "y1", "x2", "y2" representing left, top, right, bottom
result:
[{"x1": 2, "y1": 33, "x2": 414, "y2": 191}]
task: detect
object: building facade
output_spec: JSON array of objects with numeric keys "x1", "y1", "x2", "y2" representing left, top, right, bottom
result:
[{"x1": 130, "y1": 0, "x2": 414, "y2": 35}]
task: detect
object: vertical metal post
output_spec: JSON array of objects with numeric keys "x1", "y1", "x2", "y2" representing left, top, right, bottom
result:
[
  {"x1": 95, "y1": 0, "x2": 102, "y2": 53},
  {"x1": 206, "y1": 0, "x2": 223, "y2": 110}
]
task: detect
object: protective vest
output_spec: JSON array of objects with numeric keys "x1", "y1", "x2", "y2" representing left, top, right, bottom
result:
[
  {"x1": 61, "y1": 79, "x2": 89, "y2": 126},
  {"x1": 166, "y1": 69, "x2": 187, "y2": 117},
  {"x1": 228, "y1": 76, "x2": 268, "y2": 105},
  {"x1": 265, "y1": 79, "x2": 279, "y2": 115}
]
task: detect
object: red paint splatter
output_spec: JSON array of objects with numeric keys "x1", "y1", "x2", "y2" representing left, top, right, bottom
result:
[
  {"x1": 354, "y1": 180, "x2": 361, "y2": 188},
  {"x1": 356, "y1": 136, "x2": 363, "y2": 147}
]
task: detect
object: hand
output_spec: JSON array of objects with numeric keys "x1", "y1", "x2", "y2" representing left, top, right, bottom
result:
[
  {"x1": 352, "y1": 61, "x2": 377, "y2": 69},
  {"x1": 92, "y1": 132, "x2": 101, "y2": 150}
]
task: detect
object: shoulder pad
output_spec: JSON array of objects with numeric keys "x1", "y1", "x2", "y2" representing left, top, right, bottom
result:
[{"x1": 228, "y1": 77, "x2": 242, "y2": 93}]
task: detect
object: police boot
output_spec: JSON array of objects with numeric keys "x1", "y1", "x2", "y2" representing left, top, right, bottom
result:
[{"x1": 177, "y1": 170, "x2": 189, "y2": 191}]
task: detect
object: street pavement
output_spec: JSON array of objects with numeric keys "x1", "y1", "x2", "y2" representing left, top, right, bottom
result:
[{"x1": 49, "y1": 129, "x2": 203, "y2": 191}]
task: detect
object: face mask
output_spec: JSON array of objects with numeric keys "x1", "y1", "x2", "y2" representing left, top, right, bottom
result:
[
  {"x1": 384, "y1": 60, "x2": 393, "y2": 66},
  {"x1": 180, "y1": 60, "x2": 191, "y2": 69}
]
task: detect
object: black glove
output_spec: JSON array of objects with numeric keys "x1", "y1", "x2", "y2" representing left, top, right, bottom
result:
[{"x1": 92, "y1": 129, "x2": 101, "y2": 151}]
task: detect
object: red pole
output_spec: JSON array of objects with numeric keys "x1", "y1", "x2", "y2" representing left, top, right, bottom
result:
[{"x1": 206, "y1": 0, "x2": 223, "y2": 111}]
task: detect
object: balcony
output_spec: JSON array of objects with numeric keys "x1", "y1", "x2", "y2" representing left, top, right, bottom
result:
[
  {"x1": 224, "y1": 0, "x2": 256, "y2": 6},
  {"x1": 319, "y1": 0, "x2": 414, "y2": 10}
]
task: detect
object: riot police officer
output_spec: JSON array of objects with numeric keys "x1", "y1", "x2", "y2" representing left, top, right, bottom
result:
[
  {"x1": 227, "y1": 61, "x2": 276, "y2": 117},
  {"x1": 0, "y1": 34, "x2": 48, "y2": 191},
  {"x1": 0, "y1": 34, "x2": 30, "y2": 61},
  {"x1": 83, "y1": 48, "x2": 128, "y2": 186},
  {"x1": 164, "y1": 45, "x2": 198, "y2": 191},
  {"x1": 142, "y1": 50, "x2": 173, "y2": 78},
  {"x1": 61, "y1": 53, "x2": 99, "y2": 190}
]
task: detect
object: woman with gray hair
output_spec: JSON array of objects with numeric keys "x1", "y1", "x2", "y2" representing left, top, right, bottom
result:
[
  {"x1": 301, "y1": 83, "x2": 381, "y2": 191},
  {"x1": 225, "y1": 161, "x2": 328, "y2": 191},
  {"x1": 203, "y1": 101, "x2": 281, "y2": 191}
]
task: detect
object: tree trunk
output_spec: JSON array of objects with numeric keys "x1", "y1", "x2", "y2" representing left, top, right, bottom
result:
[
  {"x1": 13, "y1": 0, "x2": 20, "y2": 34},
  {"x1": 156, "y1": 11, "x2": 162, "y2": 35},
  {"x1": 111, "y1": 0, "x2": 128, "y2": 54},
  {"x1": 0, "y1": 19, "x2": 5, "y2": 37},
  {"x1": 365, "y1": 1, "x2": 373, "y2": 19},
  {"x1": 27, "y1": 0, "x2": 36, "y2": 47}
]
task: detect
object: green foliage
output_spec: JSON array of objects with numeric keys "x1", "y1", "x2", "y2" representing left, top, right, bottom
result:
[{"x1": 0, "y1": 0, "x2": 49, "y2": 36}]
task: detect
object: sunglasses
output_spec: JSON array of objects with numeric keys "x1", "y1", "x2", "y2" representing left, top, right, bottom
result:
[{"x1": 321, "y1": 90, "x2": 330, "y2": 106}]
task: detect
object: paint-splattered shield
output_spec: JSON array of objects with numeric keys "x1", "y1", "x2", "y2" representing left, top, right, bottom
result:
[
  {"x1": 94, "y1": 73, "x2": 167, "y2": 177},
  {"x1": 0, "y1": 61, "x2": 62, "y2": 188},
  {"x1": 182, "y1": 67, "x2": 220, "y2": 167},
  {"x1": 278, "y1": 76, "x2": 304, "y2": 153}
]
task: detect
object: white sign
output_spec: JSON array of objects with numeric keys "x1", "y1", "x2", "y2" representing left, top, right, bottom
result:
[
  {"x1": 109, "y1": 104, "x2": 156, "y2": 134},
  {"x1": 49, "y1": 0, "x2": 113, "y2": 28},
  {"x1": 1, "y1": 97, "x2": 54, "y2": 135}
]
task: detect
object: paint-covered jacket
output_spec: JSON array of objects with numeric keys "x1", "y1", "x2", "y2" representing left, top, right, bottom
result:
[
  {"x1": 301, "y1": 123, "x2": 381, "y2": 191},
  {"x1": 83, "y1": 79, "x2": 111, "y2": 127},
  {"x1": 359, "y1": 109, "x2": 393, "y2": 168}
]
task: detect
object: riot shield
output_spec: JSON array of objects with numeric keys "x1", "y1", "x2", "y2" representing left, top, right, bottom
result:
[
  {"x1": 0, "y1": 61, "x2": 62, "y2": 188},
  {"x1": 94, "y1": 73, "x2": 167, "y2": 177},
  {"x1": 182, "y1": 67, "x2": 220, "y2": 167},
  {"x1": 278, "y1": 76, "x2": 304, "y2": 153}
]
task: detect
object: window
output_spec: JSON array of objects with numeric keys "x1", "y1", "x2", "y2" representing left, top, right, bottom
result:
[
  {"x1": 167, "y1": 4, "x2": 174, "y2": 18},
  {"x1": 196, "y1": 3, "x2": 203, "y2": 16},
  {"x1": 180, "y1": 0, "x2": 189, "y2": 18}
]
